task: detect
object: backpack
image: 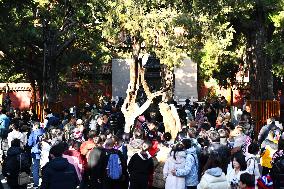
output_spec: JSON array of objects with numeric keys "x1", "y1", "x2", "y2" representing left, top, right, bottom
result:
[{"x1": 106, "y1": 152, "x2": 122, "y2": 180}]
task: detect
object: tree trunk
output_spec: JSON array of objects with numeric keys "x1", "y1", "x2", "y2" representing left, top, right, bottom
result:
[
  {"x1": 121, "y1": 55, "x2": 163, "y2": 134},
  {"x1": 248, "y1": 3, "x2": 274, "y2": 100}
]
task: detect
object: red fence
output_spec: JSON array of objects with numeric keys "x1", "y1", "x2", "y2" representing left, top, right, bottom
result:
[{"x1": 247, "y1": 100, "x2": 280, "y2": 133}]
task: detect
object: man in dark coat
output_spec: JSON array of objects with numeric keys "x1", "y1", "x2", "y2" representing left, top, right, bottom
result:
[{"x1": 41, "y1": 143, "x2": 80, "y2": 189}]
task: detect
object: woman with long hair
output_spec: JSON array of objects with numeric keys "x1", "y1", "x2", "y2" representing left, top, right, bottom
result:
[{"x1": 163, "y1": 143, "x2": 186, "y2": 189}]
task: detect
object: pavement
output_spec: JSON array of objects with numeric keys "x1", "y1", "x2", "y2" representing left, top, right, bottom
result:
[{"x1": 0, "y1": 167, "x2": 37, "y2": 189}]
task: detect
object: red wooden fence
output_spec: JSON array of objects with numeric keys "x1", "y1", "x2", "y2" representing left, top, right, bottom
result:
[{"x1": 247, "y1": 100, "x2": 280, "y2": 133}]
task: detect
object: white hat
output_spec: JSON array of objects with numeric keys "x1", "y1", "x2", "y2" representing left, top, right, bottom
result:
[{"x1": 76, "y1": 119, "x2": 83, "y2": 125}]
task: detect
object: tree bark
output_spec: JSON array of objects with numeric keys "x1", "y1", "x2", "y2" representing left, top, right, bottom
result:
[
  {"x1": 121, "y1": 56, "x2": 163, "y2": 133},
  {"x1": 247, "y1": 2, "x2": 274, "y2": 100}
]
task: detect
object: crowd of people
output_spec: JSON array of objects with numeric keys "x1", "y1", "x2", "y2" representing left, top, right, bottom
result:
[{"x1": 0, "y1": 97, "x2": 283, "y2": 189}]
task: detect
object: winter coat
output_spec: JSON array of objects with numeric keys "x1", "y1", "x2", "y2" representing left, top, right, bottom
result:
[
  {"x1": 260, "y1": 139, "x2": 278, "y2": 168},
  {"x1": 176, "y1": 147, "x2": 199, "y2": 187},
  {"x1": 226, "y1": 168, "x2": 247, "y2": 187},
  {"x1": 87, "y1": 147, "x2": 103, "y2": 188},
  {"x1": 163, "y1": 151, "x2": 186, "y2": 189},
  {"x1": 0, "y1": 114, "x2": 10, "y2": 130},
  {"x1": 40, "y1": 141, "x2": 51, "y2": 168},
  {"x1": 128, "y1": 152, "x2": 154, "y2": 187},
  {"x1": 2, "y1": 146, "x2": 31, "y2": 188},
  {"x1": 197, "y1": 167, "x2": 228, "y2": 189},
  {"x1": 258, "y1": 123, "x2": 277, "y2": 145},
  {"x1": 80, "y1": 139, "x2": 96, "y2": 159},
  {"x1": 28, "y1": 128, "x2": 44, "y2": 159},
  {"x1": 7, "y1": 130, "x2": 24, "y2": 147},
  {"x1": 41, "y1": 157, "x2": 80, "y2": 189},
  {"x1": 152, "y1": 145, "x2": 171, "y2": 188}
]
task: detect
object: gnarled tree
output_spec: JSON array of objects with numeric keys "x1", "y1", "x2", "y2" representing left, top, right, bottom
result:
[{"x1": 102, "y1": 0, "x2": 189, "y2": 133}]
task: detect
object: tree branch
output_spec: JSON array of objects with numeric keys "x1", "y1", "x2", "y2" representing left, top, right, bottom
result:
[{"x1": 55, "y1": 34, "x2": 76, "y2": 59}]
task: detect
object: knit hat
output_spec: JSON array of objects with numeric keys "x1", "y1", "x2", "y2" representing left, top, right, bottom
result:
[{"x1": 76, "y1": 119, "x2": 83, "y2": 125}]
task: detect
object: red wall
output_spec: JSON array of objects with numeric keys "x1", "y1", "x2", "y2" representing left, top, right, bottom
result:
[{"x1": 1, "y1": 91, "x2": 32, "y2": 110}]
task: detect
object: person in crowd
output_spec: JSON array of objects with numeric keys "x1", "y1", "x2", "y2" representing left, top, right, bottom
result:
[
  {"x1": 20, "y1": 125, "x2": 29, "y2": 150},
  {"x1": 40, "y1": 133, "x2": 52, "y2": 169},
  {"x1": 222, "y1": 106, "x2": 231, "y2": 124},
  {"x1": 215, "y1": 117, "x2": 224, "y2": 130},
  {"x1": 220, "y1": 96, "x2": 228, "y2": 112},
  {"x1": 270, "y1": 138, "x2": 284, "y2": 188},
  {"x1": 218, "y1": 129, "x2": 229, "y2": 146},
  {"x1": 207, "y1": 130, "x2": 230, "y2": 174},
  {"x1": 172, "y1": 138, "x2": 199, "y2": 189},
  {"x1": 61, "y1": 109, "x2": 71, "y2": 126},
  {"x1": 197, "y1": 152, "x2": 228, "y2": 189},
  {"x1": 80, "y1": 130, "x2": 96, "y2": 159},
  {"x1": 88, "y1": 136, "x2": 103, "y2": 188},
  {"x1": 43, "y1": 108, "x2": 59, "y2": 130},
  {"x1": 64, "y1": 116, "x2": 76, "y2": 141},
  {"x1": 163, "y1": 143, "x2": 186, "y2": 189},
  {"x1": 0, "y1": 109, "x2": 10, "y2": 144},
  {"x1": 79, "y1": 130, "x2": 98, "y2": 188},
  {"x1": 258, "y1": 117, "x2": 276, "y2": 145},
  {"x1": 195, "y1": 106, "x2": 205, "y2": 127},
  {"x1": 246, "y1": 142, "x2": 260, "y2": 180},
  {"x1": 28, "y1": 121, "x2": 44, "y2": 188},
  {"x1": 99, "y1": 138, "x2": 128, "y2": 189},
  {"x1": 63, "y1": 140, "x2": 84, "y2": 181},
  {"x1": 128, "y1": 128, "x2": 145, "y2": 159},
  {"x1": 113, "y1": 136, "x2": 128, "y2": 160},
  {"x1": 205, "y1": 106, "x2": 217, "y2": 129},
  {"x1": 128, "y1": 140, "x2": 154, "y2": 189},
  {"x1": 73, "y1": 127, "x2": 84, "y2": 143},
  {"x1": 41, "y1": 142, "x2": 80, "y2": 189},
  {"x1": 175, "y1": 126, "x2": 188, "y2": 143},
  {"x1": 2, "y1": 139, "x2": 31, "y2": 189},
  {"x1": 260, "y1": 128, "x2": 279, "y2": 175},
  {"x1": 7, "y1": 122, "x2": 24, "y2": 147},
  {"x1": 151, "y1": 140, "x2": 170, "y2": 189},
  {"x1": 227, "y1": 151, "x2": 247, "y2": 189},
  {"x1": 239, "y1": 173, "x2": 255, "y2": 189}
]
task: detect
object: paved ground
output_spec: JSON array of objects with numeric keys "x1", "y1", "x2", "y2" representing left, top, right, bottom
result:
[{"x1": 0, "y1": 169, "x2": 37, "y2": 189}]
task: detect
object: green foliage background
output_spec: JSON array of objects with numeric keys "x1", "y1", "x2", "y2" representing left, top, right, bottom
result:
[{"x1": 0, "y1": 0, "x2": 283, "y2": 100}]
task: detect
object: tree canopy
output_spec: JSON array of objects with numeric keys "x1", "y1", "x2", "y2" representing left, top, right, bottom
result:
[
  {"x1": 0, "y1": 0, "x2": 108, "y2": 103},
  {"x1": 0, "y1": 0, "x2": 283, "y2": 102},
  {"x1": 173, "y1": 0, "x2": 284, "y2": 99}
]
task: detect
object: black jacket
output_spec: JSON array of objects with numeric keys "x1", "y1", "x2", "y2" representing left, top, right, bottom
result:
[
  {"x1": 271, "y1": 155, "x2": 284, "y2": 188},
  {"x1": 128, "y1": 152, "x2": 154, "y2": 182},
  {"x1": 2, "y1": 146, "x2": 31, "y2": 187},
  {"x1": 41, "y1": 157, "x2": 80, "y2": 189}
]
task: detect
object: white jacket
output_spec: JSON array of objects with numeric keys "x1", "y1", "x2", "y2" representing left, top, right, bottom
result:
[
  {"x1": 197, "y1": 167, "x2": 228, "y2": 189},
  {"x1": 163, "y1": 151, "x2": 186, "y2": 189},
  {"x1": 226, "y1": 168, "x2": 247, "y2": 187}
]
